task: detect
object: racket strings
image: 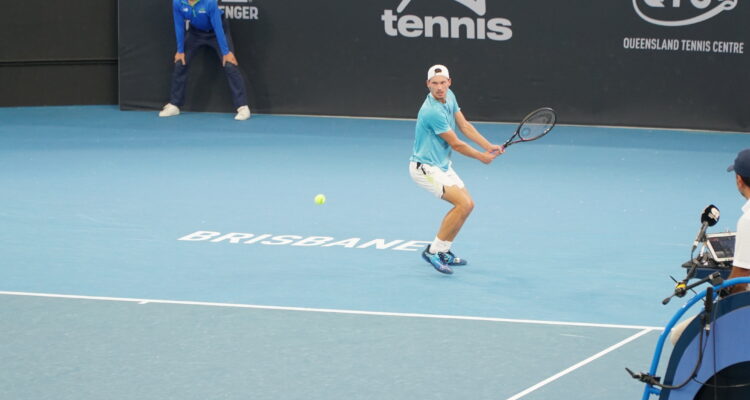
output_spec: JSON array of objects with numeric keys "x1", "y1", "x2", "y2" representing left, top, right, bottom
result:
[{"x1": 519, "y1": 111, "x2": 555, "y2": 140}]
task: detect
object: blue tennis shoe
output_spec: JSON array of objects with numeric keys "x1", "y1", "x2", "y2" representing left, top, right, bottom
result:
[
  {"x1": 423, "y1": 246, "x2": 467, "y2": 267},
  {"x1": 421, "y1": 248, "x2": 453, "y2": 274},
  {"x1": 445, "y1": 250, "x2": 469, "y2": 267},
  {"x1": 444, "y1": 250, "x2": 467, "y2": 266}
]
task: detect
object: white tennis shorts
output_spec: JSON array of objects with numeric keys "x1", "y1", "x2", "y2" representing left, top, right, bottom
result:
[{"x1": 409, "y1": 161, "x2": 465, "y2": 198}]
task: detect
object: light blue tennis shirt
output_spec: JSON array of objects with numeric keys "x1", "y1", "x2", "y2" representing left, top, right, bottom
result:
[{"x1": 410, "y1": 89, "x2": 460, "y2": 171}]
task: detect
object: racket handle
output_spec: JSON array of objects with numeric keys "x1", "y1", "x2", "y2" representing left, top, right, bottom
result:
[{"x1": 501, "y1": 138, "x2": 513, "y2": 149}]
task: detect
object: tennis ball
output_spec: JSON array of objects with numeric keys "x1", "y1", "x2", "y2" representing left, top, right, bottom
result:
[{"x1": 314, "y1": 194, "x2": 326, "y2": 205}]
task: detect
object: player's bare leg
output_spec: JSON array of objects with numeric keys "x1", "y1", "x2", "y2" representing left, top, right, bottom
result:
[
  {"x1": 421, "y1": 185, "x2": 471, "y2": 270},
  {"x1": 437, "y1": 185, "x2": 474, "y2": 241}
]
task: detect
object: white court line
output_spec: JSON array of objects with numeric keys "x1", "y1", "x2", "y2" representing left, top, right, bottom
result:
[
  {"x1": 0, "y1": 290, "x2": 662, "y2": 331},
  {"x1": 263, "y1": 113, "x2": 743, "y2": 134},
  {"x1": 504, "y1": 328, "x2": 655, "y2": 400}
]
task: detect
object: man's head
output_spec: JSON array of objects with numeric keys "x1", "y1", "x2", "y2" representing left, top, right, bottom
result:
[
  {"x1": 426, "y1": 64, "x2": 451, "y2": 102},
  {"x1": 728, "y1": 148, "x2": 750, "y2": 198}
]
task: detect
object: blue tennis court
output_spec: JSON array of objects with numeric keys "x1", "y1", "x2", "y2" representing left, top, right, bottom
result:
[{"x1": 1, "y1": 106, "x2": 747, "y2": 399}]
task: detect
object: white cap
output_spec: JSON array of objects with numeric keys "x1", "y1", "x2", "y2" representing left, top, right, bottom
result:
[{"x1": 427, "y1": 64, "x2": 450, "y2": 80}]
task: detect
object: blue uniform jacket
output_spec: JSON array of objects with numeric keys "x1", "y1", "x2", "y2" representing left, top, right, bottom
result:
[{"x1": 172, "y1": 0, "x2": 230, "y2": 55}]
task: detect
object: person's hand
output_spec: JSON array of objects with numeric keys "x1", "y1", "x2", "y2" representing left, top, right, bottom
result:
[
  {"x1": 174, "y1": 52, "x2": 186, "y2": 65},
  {"x1": 222, "y1": 52, "x2": 238, "y2": 66},
  {"x1": 478, "y1": 150, "x2": 499, "y2": 164},
  {"x1": 488, "y1": 144, "x2": 504, "y2": 156}
]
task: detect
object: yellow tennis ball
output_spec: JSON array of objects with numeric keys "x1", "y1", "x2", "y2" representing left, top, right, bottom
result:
[{"x1": 314, "y1": 194, "x2": 326, "y2": 205}]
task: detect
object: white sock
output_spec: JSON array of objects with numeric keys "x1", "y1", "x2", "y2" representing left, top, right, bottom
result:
[{"x1": 429, "y1": 237, "x2": 452, "y2": 254}]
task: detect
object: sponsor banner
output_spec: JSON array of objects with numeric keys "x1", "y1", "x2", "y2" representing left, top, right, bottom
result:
[{"x1": 119, "y1": 0, "x2": 750, "y2": 132}]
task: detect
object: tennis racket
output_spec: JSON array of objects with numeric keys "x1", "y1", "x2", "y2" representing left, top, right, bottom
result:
[{"x1": 501, "y1": 107, "x2": 557, "y2": 150}]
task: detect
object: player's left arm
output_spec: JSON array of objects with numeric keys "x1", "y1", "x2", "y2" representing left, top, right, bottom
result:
[{"x1": 455, "y1": 111, "x2": 502, "y2": 154}]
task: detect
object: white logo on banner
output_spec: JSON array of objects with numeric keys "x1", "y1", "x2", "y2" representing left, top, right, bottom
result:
[
  {"x1": 633, "y1": 0, "x2": 738, "y2": 26},
  {"x1": 397, "y1": 0, "x2": 486, "y2": 16},
  {"x1": 178, "y1": 231, "x2": 431, "y2": 252},
  {"x1": 625, "y1": 0, "x2": 744, "y2": 54},
  {"x1": 382, "y1": 0, "x2": 512, "y2": 41},
  {"x1": 219, "y1": 0, "x2": 259, "y2": 20}
]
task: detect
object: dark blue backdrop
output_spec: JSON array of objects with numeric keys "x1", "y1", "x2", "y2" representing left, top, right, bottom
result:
[{"x1": 118, "y1": 0, "x2": 750, "y2": 132}]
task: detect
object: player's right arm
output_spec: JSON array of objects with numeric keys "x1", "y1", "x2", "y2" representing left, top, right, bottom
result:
[
  {"x1": 455, "y1": 111, "x2": 503, "y2": 155},
  {"x1": 439, "y1": 130, "x2": 497, "y2": 164}
]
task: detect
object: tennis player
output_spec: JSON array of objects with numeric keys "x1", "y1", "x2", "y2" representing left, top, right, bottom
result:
[
  {"x1": 409, "y1": 64, "x2": 503, "y2": 274},
  {"x1": 159, "y1": 0, "x2": 251, "y2": 120}
]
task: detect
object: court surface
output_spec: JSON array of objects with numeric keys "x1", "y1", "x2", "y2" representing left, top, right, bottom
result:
[{"x1": 1, "y1": 106, "x2": 748, "y2": 399}]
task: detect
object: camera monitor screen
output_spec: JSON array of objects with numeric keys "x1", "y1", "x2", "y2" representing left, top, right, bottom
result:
[{"x1": 705, "y1": 232, "x2": 736, "y2": 263}]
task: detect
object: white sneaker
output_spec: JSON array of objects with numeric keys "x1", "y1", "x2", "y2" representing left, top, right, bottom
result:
[
  {"x1": 235, "y1": 105, "x2": 251, "y2": 120},
  {"x1": 159, "y1": 103, "x2": 180, "y2": 117}
]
